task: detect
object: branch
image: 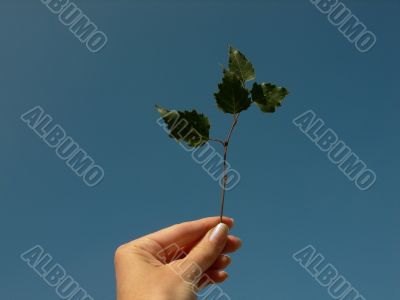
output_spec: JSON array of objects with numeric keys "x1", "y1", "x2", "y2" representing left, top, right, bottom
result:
[
  {"x1": 209, "y1": 138, "x2": 225, "y2": 147},
  {"x1": 219, "y1": 113, "x2": 240, "y2": 223}
]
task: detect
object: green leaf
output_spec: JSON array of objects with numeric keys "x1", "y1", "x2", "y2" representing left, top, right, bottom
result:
[
  {"x1": 214, "y1": 70, "x2": 252, "y2": 114},
  {"x1": 228, "y1": 46, "x2": 256, "y2": 83},
  {"x1": 156, "y1": 105, "x2": 210, "y2": 147},
  {"x1": 251, "y1": 82, "x2": 289, "y2": 113}
]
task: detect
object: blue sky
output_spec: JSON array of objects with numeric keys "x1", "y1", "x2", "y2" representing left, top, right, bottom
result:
[{"x1": 1, "y1": 0, "x2": 399, "y2": 299}]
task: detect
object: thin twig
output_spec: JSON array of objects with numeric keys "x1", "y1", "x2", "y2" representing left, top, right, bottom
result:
[
  {"x1": 209, "y1": 138, "x2": 225, "y2": 147},
  {"x1": 219, "y1": 113, "x2": 240, "y2": 223}
]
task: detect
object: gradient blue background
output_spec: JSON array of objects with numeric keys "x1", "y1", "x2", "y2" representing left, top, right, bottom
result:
[{"x1": 1, "y1": 0, "x2": 398, "y2": 299}]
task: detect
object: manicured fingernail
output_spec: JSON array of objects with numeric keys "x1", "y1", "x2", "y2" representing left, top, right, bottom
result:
[
  {"x1": 223, "y1": 255, "x2": 232, "y2": 265},
  {"x1": 209, "y1": 223, "x2": 229, "y2": 243},
  {"x1": 219, "y1": 271, "x2": 229, "y2": 279}
]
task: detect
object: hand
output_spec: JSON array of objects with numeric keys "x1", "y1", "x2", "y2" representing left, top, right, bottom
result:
[{"x1": 114, "y1": 216, "x2": 242, "y2": 300}]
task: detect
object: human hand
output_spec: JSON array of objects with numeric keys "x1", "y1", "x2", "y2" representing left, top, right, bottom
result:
[{"x1": 114, "y1": 216, "x2": 242, "y2": 300}]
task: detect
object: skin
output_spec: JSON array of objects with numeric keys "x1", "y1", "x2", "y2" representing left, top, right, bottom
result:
[{"x1": 115, "y1": 216, "x2": 242, "y2": 300}]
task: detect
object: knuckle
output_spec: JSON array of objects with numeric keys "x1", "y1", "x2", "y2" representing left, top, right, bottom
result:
[{"x1": 114, "y1": 244, "x2": 127, "y2": 261}]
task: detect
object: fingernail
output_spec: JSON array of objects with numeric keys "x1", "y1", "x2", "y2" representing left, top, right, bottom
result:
[
  {"x1": 209, "y1": 223, "x2": 229, "y2": 243},
  {"x1": 223, "y1": 255, "x2": 232, "y2": 265},
  {"x1": 219, "y1": 271, "x2": 229, "y2": 278}
]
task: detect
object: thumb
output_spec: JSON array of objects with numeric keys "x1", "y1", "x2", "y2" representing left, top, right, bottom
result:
[{"x1": 184, "y1": 223, "x2": 229, "y2": 272}]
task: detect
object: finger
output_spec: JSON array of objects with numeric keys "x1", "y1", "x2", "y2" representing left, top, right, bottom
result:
[
  {"x1": 188, "y1": 235, "x2": 242, "y2": 255},
  {"x1": 196, "y1": 270, "x2": 229, "y2": 290},
  {"x1": 138, "y1": 216, "x2": 234, "y2": 250},
  {"x1": 183, "y1": 223, "x2": 229, "y2": 272},
  {"x1": 181, "y1": 233, "x2": 241, "y2": 256},
  {"x1": 222, "y1": 235, "x2": 242, "y2": 254},
  {"x1": 209, "y1": 255, "x2": 231, "y2": 270},
  {"x1": 205, "y1": 270, "x2": 229, "y2": 284}
]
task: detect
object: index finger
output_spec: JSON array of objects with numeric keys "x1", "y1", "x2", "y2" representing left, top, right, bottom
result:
[{"x1": 138, "y1": 216, "x2": 234, "y2": 250}]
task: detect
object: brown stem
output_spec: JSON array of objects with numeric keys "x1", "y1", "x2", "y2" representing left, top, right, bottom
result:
[
  {"x1": 209, "y1": 138, "x2": 225, "y2": 146},
  {"x1": 219, "y1": 113, "x2": 240, "y2": 223}
]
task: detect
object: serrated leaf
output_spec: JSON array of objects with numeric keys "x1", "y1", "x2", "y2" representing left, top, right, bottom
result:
[
  {"x1": 251, "y1": 82, "x2": 289, "y2": 113},
  {"x1": 228, "y1": 46, "x2": 256, "y2": 83},
  {"x1": 156, "y1": 105, "x2": 210, "y2": 147},
  {"x1": 214, "y1": 70, "x2": 252, "y2": 114}
]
